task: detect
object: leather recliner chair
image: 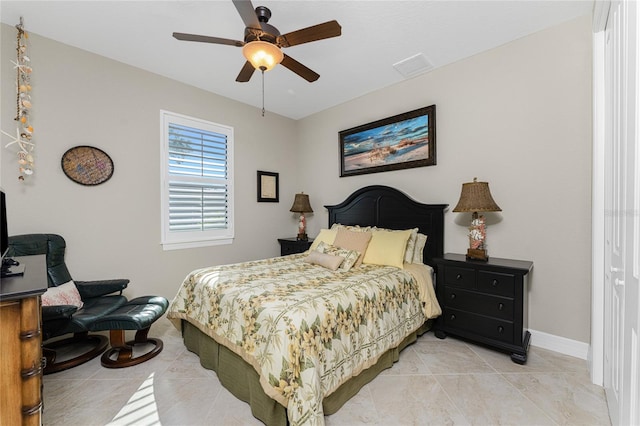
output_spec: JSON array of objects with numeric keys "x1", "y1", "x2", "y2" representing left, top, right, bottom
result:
[{"x1": 8, "y1": 234, "x2": 133, "y2": 373}]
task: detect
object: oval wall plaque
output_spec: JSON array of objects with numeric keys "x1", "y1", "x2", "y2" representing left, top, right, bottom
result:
[{"x1": 61, "y1": 146, "x2": 114, "y2": 186}]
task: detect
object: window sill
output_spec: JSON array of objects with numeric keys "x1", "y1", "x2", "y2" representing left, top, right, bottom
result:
[{"x1": 161, "y1": 238, "x2": 233, "y2": 251}]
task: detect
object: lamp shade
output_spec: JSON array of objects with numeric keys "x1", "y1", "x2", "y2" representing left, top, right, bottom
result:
[
  {"x1": 290, "y1": 193, "x2": 313, "y2": 213},
  {"x1": 242, "y1": 41, "x2": 284, "y2": 71},
  {"x1": 452, "y1": 178, "x2": 502, "y2": 213}
]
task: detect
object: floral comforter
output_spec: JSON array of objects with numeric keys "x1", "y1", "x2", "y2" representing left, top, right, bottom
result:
[{"x1": 167, "y1": 254, "x2": 441, "y2": 425}]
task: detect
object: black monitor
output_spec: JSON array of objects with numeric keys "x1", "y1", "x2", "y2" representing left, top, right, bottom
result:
[
  {"x1": 0, "y1": 189, "x2": 24, "y2": 277},
  {"x1": 1, "y1": 189, "x2": 7, "y2": 260}
]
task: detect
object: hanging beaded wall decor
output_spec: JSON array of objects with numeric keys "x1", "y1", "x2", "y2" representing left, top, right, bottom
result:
[{"x1": 1, "y1": 17, "x2": 35, "y2": 181}]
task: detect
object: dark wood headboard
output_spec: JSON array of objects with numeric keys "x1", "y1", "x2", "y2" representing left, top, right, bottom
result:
[{"x1": 325, "y1": 185, "x2": 448, "y2": 266}]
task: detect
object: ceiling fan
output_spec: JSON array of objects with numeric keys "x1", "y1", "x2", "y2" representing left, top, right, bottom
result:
[{"x1": 173, "y1": 0, "x2": 342, "y2": 83}]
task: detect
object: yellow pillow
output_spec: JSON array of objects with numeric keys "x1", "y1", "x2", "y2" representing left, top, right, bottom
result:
[
  {"x1": 362, "y1": 229, "x2": 412, "y2": 269},
  {"x1": 308, "y1": 228, "x2": 338, "y2": 252}
]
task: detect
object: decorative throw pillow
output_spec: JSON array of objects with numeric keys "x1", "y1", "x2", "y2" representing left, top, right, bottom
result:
[
  {"x1": 412, "y1": 233, "x2": 428, "y2": 264},
  {"x1": 315, "y1": 241, "x2": 361, "y2": 272},
  {"x1": 304, "y1": 250, "x2": 344, "y2": 271},
  {"x1": 41, "y1": 280, "x2": 84, "y2": 308},
  {"x1": 308, "y1": 228, "x2": 338, "y2": 252},
  {"x1": 332, "y1": 228, "x2": 373, "y2": 267},
  {"x1": 330, "y1": 223, "x2": 372, "y2": 232},
  {"x1": 403, "y1": 228, "x2": 420, "y2": 263},
  {"x1": 362, "y1": 229, "x2": 412, "y2": 269}
]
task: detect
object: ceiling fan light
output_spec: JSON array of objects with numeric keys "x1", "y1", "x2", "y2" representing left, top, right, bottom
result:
[{"x1": 242, "y1": 41, "x2": 284, "y2": 71}]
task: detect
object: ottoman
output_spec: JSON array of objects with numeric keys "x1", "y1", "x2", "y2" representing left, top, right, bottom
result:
[{"x1": 89, "y1": 296, "x2": 169, "y2": 368}]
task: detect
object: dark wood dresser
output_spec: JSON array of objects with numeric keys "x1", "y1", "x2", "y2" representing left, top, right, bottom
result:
[
  {"x1": 433, "y1": 253, "x2": 533, "y2": 364},
  {"x1": 0, "y1": 255, "x2": 47, "y2": 425},
  {"x1": 277, "y1": 237, "x2": 313, "y2": 256}
]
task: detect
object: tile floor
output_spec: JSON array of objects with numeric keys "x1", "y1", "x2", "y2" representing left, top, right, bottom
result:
[{"x1": 43, "y1": 317, "x2": 611, "y2": 425}]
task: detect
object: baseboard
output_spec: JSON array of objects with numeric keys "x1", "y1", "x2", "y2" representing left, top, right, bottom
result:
[{"x1": 528, "y1": 329, "x2": 590, "y2": 360}]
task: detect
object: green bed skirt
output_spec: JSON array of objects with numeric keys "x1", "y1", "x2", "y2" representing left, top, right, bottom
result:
[{"x1": 181, "y1": 319, "x2": 433, "y2": 425}]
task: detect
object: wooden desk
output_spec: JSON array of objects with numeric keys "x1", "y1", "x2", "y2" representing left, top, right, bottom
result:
[{"x1": 1, "y1": 255, "x2": 47, "y2": 426}]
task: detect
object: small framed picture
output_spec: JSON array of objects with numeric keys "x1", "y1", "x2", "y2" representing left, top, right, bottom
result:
[{"x1": 257, "y1": 170, "x2": 279, "y2": 202}]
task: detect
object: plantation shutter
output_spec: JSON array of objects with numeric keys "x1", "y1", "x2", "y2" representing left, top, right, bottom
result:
[
  {"x1": 168, "y1": 124, "x2": 229, "y2": 232},
  {"x1": 161, "y1": 111, "x2": 234, "y2": 250}
]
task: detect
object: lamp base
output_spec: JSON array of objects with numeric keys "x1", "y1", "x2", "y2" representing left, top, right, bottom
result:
[
  {"x1": 466, "y1": 248, "x2": 488, "y2": 261},
  {"x1": 296, "y1": 233, "x2": 308, "y2": 241}
]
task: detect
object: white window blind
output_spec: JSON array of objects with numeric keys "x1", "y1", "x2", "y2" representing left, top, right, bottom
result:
[{"x1": 161, "y1": 111, "x2": 234, "y2": 250}]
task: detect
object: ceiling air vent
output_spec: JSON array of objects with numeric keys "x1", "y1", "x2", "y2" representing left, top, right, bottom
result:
[{"x1": 393, "y1": 53, "x2": 433, "y2": 78}]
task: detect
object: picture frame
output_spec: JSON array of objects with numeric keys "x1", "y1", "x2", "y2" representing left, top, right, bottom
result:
[
  {"x1": 339, "y1": 105, "x2": 436, "y2": 177},
  {"x1": 257, "y1": 170, "x2": 279, "y2": 202}
]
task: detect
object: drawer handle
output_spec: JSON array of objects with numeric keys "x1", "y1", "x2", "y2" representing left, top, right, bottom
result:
[
  {"x1": 498, "y1": 303, "x2": 504, "y2": 311},
  {"x1": 450, "y1": 314, "x2": 456, "y2": 321},
  {"x1": 450, "y1": 293, "x2": 456, "y2": 300},
  {"x1": 497, "y1": 326, "x2": 504, "y2": 333},
  {"x1": 456, "y1": 274, "x2": 463, "y2": 280},
  {"x1": 492, "y1": 279, "x2": 499, "y2": 287}
]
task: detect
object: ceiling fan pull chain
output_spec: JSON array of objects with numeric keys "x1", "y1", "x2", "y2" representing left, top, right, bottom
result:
[{"x1": 261, "y1": 68, "x2": 265, "y2": 117}]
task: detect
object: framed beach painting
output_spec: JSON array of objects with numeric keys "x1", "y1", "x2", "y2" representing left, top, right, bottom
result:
[{"x1": 339, "y1": 105, "x2": 436, "y2": 177}]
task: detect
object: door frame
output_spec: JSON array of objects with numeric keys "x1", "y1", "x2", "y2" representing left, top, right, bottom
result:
[{"x1": 591, "y1": 0, "x2": 609, "y2": 387}]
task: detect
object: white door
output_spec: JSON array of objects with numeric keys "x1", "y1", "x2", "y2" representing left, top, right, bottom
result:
[
  {"x1": 603, "y1": 1, "x2": 640, "y2": 424},
  {"x1": 625, "y1": 1, "x2": 640, "y2": 421},
  {"x1": 603, "y1": 2, "x2": 623, "y2": 419}
]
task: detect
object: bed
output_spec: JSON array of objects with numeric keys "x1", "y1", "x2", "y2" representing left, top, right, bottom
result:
[{"x1": 167, "y1": 185, "x2": 447, "y2": 425}]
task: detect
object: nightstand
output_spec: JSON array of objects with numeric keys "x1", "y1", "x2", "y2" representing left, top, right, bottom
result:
[
  {"x1": 433, "y1": 253, "x2": 533, "y2": 364},
  {"x1": 277, "y1": 238, "x2": 313, "y2": 256}
]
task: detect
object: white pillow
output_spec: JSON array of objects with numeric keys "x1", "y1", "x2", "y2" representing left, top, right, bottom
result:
[{"x1": 41, "y1": 280, "x2": 84, "y2": 309}]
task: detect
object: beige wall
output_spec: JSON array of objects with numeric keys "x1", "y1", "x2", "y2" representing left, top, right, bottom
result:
[
  {"x1": 1, "y1": 15, "x2": 593, "y2": 343},
  {"x1": 297, "y1": 15, "x2": 593, "y2": 343},
  {"x1": 0, "y1": 24, "x2": 300, "y2": 301}
]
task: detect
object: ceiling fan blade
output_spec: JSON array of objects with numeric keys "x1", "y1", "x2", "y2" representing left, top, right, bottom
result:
[
  {"x1": 173, "y1": 32, "x2": 244, "y2": 47},
  {"x1": 280, "y1": 54, "x2": 319, "y2": 82},
  {"x1": 236, "y1": 61, "x2": 256, "y2": 82},
  {"x1": 232, "y1": 0, "x2": 262, "y2": 30},
  {"x1": 277, "y1": 20, "x2": 341, "y2": 48}
]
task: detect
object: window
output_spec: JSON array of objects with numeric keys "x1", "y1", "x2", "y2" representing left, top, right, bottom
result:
[{"x1": 160, "y1": 111, "x2": 234, "y2": 250}]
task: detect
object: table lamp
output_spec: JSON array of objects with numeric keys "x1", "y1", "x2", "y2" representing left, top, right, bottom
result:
[
  {"x1": 452, "y1": 177, "x2": 502, "y2": 261},
  {"x1": 290, "y1": 192, "x2": 313, "y2": 241}
]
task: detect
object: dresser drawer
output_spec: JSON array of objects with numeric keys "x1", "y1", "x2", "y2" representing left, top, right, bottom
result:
[
  {"x1": 434, "y1": 254, "x2": 533, "y2": 364},
  {"x1": 281, "y1": 244, "x2": 303, "y2": 256},
  {"x1": 444, "y1": 287, "x2": 514, "y2": 320},
  {"x1": 443, "y1": 265, "x2": 476, "y2": 289},
  {"x1": 278, "y1": 238, "x2": 313, "y2": 256},
  {"x1": 443, "y1": 308, "x2": 515, "y2": 344},
  {"x1": 477, "y1": 270, "x2": 515, "y2": 297}
]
